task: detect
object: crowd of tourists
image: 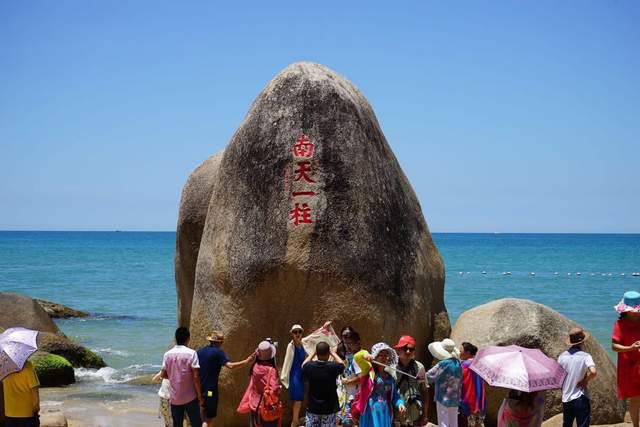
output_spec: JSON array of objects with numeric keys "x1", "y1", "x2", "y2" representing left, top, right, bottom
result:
[
  {"x1": 157, "y1": 290, "x2": 640, "y2": 427},
  {"x1": 2, "y1": 291, "x2": 640, "y2": 427}
]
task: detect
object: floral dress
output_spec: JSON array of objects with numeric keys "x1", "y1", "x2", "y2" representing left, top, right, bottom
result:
[
  {"x1": 360, "y1": 374, "x2": 401, "y2": 427},
  {"x1": 426, "y1": 358, "x2": 462, "y2": 408},
  {"x1": 338, "y1": 351, "x2": 360, "y2": 423}
]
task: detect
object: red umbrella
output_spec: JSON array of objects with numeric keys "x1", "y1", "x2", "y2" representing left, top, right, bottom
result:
[{"x1": 469, "y1": 345, "x2": 566, "y2": 392}]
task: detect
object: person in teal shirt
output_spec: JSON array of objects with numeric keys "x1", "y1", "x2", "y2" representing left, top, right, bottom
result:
[{"x1": 427, "y1": 338, "x2": 463, "y2": 427}]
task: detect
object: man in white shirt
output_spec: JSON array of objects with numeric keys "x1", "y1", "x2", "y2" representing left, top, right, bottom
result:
[{"x1": 557, "y1": 328, "x2": 597, "y2": 427}]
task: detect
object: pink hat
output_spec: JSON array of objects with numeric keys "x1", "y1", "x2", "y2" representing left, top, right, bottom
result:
[{"x1": 257, "y1": 340, "x2": 276, "y2": 360}]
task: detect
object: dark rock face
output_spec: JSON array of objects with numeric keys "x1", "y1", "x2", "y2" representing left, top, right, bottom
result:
[
  {"x1": 451, "y1": 298, "x2": 625, "y2": 426},
  {"x1": 176, "y1": 62, "x2": 448, "y2": 425},
  {"x1": 0, "y1": 293, "x2": 105, "y2": 370},
  {"x1": 35, "y1": 299, "x2": 89, "y2": 319},
  {"x1": 175, "y1": 152, "x2": 223, "y2": 328}
]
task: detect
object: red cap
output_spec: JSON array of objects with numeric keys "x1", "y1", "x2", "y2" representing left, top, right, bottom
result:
[{"x1": 393, "y1": 335, "x2": 416, "y2": 349}]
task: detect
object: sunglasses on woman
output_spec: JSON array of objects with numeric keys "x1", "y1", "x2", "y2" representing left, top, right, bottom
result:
[{"x1": 402, "y1": 346, "x2": 415, "y2": 353}]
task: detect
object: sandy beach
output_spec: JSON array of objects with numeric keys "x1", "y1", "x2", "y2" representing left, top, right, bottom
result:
[{"x1": 41, "y1": 383, "x2": 158, "y2": 427}]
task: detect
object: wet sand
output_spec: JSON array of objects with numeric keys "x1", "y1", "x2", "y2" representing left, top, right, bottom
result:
[{"x1": 41, "y1": 382, "x2": 159, "y2": 427}]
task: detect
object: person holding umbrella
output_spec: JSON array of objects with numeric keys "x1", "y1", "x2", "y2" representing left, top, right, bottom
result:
[
  {"x1": 468, "y1": 345, "x2": 567, "y2": 427},
  {"x1": 0, "y1": 328, "x2": 40, "y2": 427},
  {"x1": 497, "y1": 390, "x2": 545, "y2": 427}
]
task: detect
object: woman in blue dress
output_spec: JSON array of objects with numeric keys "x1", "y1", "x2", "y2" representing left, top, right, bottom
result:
[
  {"x1": 281, "y1": 324, "x2": 307, "y2": 427},
  {"x1": 353, "y1": 342, "x2": 406, "y2": 427}
]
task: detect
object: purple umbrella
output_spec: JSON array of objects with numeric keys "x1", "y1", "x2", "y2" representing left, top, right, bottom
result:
[
  {"x1": 0, "y1": 327, "x2": 39, "y2": 381},
  {"x1": 469, "y1": 345, "x2": 567, "y2": 392}
]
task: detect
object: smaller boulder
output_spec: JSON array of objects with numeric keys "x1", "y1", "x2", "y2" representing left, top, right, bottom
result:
[
  {"x1": 35, "y1": 299, "x2": 89, "y2": 319},
  {"x1": 37, "y1": 332, "x2": 105, "y2": 369},
  {"x1": 31, "y1": 351, "x2": 75, "y2": 387},
  {"x1": 0, "y1": 293, "x2": 106, "y2": 370},
  {"x1": 451, "y1": 298, "x2": 625, "y2": 426}
]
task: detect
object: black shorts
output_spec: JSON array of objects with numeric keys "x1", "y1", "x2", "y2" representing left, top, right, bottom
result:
[{"x1": 203, "y1": 394, "x2": 219, "y2": 419}]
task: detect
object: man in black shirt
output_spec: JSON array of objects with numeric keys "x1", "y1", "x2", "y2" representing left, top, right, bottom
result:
[
  {"x1": 197, "y1": 331, "x2": 255, "y2": 427},
  {"x1": 302, "y1": 341, "x2": 345, "y2": 427}
]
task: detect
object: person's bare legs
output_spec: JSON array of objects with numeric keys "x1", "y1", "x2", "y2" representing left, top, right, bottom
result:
[
  {"x1": 291, "y1": 401, "x2": 302, "y2": 427},
  {"x1": 630, "y1": 397, "x2": 640, "y2": 427}
]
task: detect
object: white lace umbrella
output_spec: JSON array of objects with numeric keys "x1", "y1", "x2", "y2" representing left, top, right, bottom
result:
[{"x1": 0, "y1": 327, "x2": 39, "y2": 381}]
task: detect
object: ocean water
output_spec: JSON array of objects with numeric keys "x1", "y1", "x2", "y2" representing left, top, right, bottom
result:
[{"x1": 1, "y1": 231, "x2": 640, "y2": 385}]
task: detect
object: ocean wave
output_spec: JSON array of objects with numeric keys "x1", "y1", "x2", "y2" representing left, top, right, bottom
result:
[
  {"x1": 75, "y1": 364, "x2": 161, "y2": 384},
  {"x1": 89, "y1": 314, "x2": 145, "y2": 321},
  {"x1": 75, "y1": 367, "x2": 125, "y2": 384},
  {"x1": 93, "y1": 348, "x2": 131, "y2": 357}
]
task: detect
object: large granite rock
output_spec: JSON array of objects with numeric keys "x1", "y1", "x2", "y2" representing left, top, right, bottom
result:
[
  {"x1": 0, "y1": 293, "x2": 106, "y2": 371},
  {"x1": 451, "y1": 298, "x2": 625, "y2": 426},
  {"x1": 175, "y1": 152, "x2": 223, "y2": 328},
  {"x1": 177, "y1": 62, "x2": 448, "y2": 425}
]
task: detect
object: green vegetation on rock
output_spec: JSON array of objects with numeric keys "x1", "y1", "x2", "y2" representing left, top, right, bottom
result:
[
  {"x1": 78, "y1": 347, "x2": 106, "y2": 369},
  {"x1": 32, "y1": 352, "x2": 75, "y2": 387}
]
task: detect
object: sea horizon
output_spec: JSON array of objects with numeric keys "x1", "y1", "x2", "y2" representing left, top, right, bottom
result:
[{"x1": 2, "y1": 230, "x2": 639, "y2": 235}]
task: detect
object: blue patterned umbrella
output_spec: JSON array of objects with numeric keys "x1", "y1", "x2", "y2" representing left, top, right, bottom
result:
[{"x1": 0, "y1": 327, "x2": 39, "y2": 381}]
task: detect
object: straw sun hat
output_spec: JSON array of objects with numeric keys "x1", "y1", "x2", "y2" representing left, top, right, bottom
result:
[
  {"x1": 565, "y1": 327, "x2": 590, "y2": 346},
  {"x1": 428, "y1": 338, "x2": 460, "y2": 361},
  {"x1": 206, "y1": 331, "x2": 225, "y2": 342}
]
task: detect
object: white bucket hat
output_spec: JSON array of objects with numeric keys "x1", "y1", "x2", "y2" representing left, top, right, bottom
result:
[
  {"x1": 428, "y1": 338, "x2": 460, "y2": 361},
  {"x1": 371, "y1": 342, "x2": 398, "y2": 367}
]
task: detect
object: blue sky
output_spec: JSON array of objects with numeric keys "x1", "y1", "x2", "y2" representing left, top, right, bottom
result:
[{"x1": 1, "y1": 1, "x2": 638, "y2": 232}]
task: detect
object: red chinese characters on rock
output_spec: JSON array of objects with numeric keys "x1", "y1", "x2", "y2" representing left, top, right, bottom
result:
[
  {"x1": 288, "y1": 134, "x2": 318, "y2": 226},
  {"x1": 292, "y1": 135, "x2": 314, "y2": 158},
  {"x1": 294, "y1": 161, "x2": 316, "y2": 183},
  {"x1": 289, "y1": 203, "x2": 313, "y2": 225}
]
